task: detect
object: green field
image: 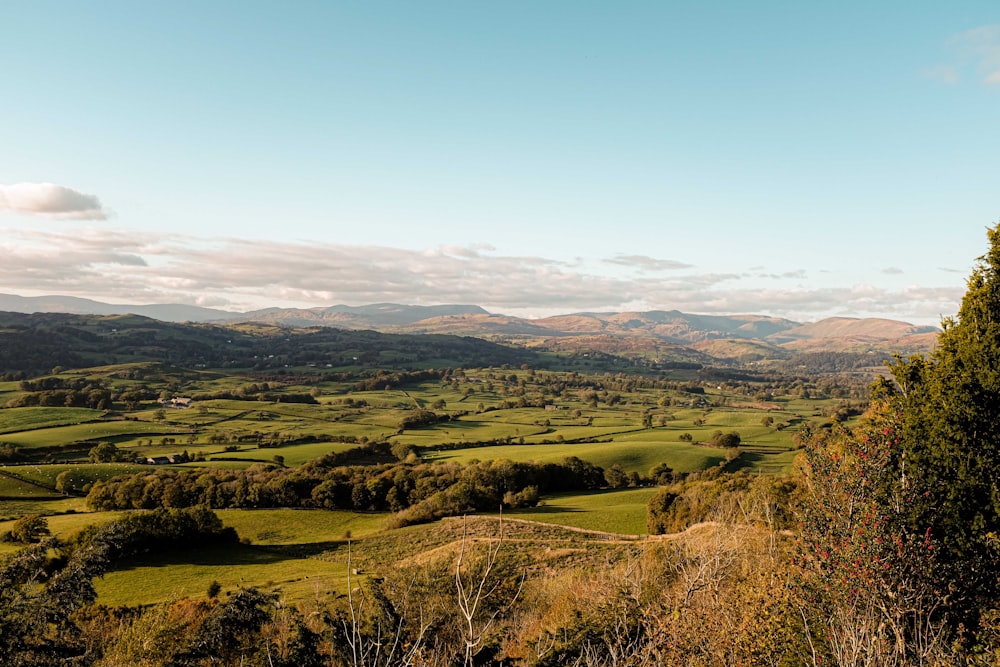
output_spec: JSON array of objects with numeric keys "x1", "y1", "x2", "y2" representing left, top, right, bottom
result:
[
  {"x1": 95, "y1": 542, "x2": 351, "y2": 606},
  {"x1": 0, "y1": 407, "x2": 105, "y2": 435},
  {"x1": 0, "y1": 421, "x2": 186, "y2": 448},
  {"x1": 504, "y1": 487, "x2": 660, "y2": 535},
  {"x1": 93, "y1": 508, "x2": 389, "y2": 605},
  {"x1": 1, "y1": 463, "x2": 147, "y2": 489},
  {"x1": 0, "y1": 496, "x2": 87, "y2": 519},
  {"x1": 423, "y1": 439, "x2": 730, "y2": 474},
  {"x1": 0, "y1": 471, "x2": 61, "y2": 499},
  {"x1": 217, "y1": 508, "x2": 388, "y2": 544},
  {"x1": 245, "y1": 440, "x2": 362, "y2": 466},
  {"x1": 0, "y1": 362, "x2": 854, "y2": 613}
]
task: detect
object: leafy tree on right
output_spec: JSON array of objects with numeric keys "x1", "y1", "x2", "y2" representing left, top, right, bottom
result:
[
  {"x1": 797, "y1": 223, "x2": 1000, "y2": 664},
  {"x1": 890, "y1": 223, "x2": 1000, "y2": 632}
]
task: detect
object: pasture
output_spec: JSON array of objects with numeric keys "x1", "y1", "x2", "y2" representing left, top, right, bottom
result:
[
  {"x1": 422, "y1": 439, "x2": 729, "y2": 474},
  {"x1": 94, "y1": 508, "x2": 389, "y2": 605},
  {"x1": 0, "y1": 362, "x2": 852, "y2": 611},
  {"x1": 503, "y1": 487, "x2": 660, "y2": 535},
  {"x1": 0, "y1": 407, "x2": 105, "y2": 435},
  {"x1": 0, "y1": 421, "x2": 186, "y2": 448}
]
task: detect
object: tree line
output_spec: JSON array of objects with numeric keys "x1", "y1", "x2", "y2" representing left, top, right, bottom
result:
[{"x1": 85, "y1": 448, "x2": 611, "y2": 528}]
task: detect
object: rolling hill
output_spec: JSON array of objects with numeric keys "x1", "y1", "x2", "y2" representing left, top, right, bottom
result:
[{"x1": 0, "y1": 294, "x2": 939, "y2": 365}]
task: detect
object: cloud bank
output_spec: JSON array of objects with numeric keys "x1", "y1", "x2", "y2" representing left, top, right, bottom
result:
[
  {"x1": 0, "y1": 228, "x2": 964, "y2": 325},
  {"x1": 0, "y1": 183, "x2": 110, "y2": 220}
]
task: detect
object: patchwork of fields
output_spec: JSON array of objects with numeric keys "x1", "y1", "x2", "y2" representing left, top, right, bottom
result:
[{"x1": 0, "y1": 362, "x2": 857, "y2": 607}]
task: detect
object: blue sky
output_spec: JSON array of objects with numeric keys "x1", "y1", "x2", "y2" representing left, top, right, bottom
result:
[{"x1": 1, "y1": 2, "x2": 997, "y2": 324}]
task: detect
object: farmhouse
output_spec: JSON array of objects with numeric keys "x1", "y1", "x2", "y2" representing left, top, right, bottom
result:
[{"x1": 160, "y1": 396, "x2": 192, "y2": 409}]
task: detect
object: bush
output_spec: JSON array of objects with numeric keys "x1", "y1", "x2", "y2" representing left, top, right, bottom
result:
[
  {"x1": 503, "y1": 486, "x2": 539, "y2": 509},
  {"x1": 709, "y1": 430, "x2": 741, "y2": 448},
  {"x1": 4, "y1": 514, "x2": 50, "y2": 543}
]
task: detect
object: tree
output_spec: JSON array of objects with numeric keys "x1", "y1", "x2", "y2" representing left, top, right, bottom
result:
[
  {"x1": 709, "y1": 430, "x2": 741, "y2": 448},
  {"x1": 89, "y1": 441, "x2": 123, "y2": 463},
  {"x1": 55, "y1": 470, "x2": 74, "y2": 495},
  {"x1": 887, "y1": 223, "x2": 1000, "y2": 631},
  {"x1": 604, "y1": 464, "x2": 629, "y2": 489},
  {"x1": 6, "y1": 514, "x2": 50, "y2": 543}
]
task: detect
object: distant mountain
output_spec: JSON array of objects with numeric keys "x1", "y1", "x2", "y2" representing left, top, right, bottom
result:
[
  {"x1": 394, "y1": 313, "x2": 565, "y2": 337},
  {"x1": 0, "y1": 293, "x2": 232, "y2": 323},
  {"x1": 0, "y1": 293, "x2": 939, "y2": 361},
  {"x1": 241, "y1": 303, "x2": 490, "y2": 328},
  {"x1": 769, "y1": 317, "x2": 938, "y2": 342},
  {"x1": 768, "y1": 317, "x2": 939, "y2": 353},
  {"x1": 531, "y1": 310, "x2": 800, "y2": 343},
  {"x1": 0, "y1": 311, "x2": 542, "y2": 375}
]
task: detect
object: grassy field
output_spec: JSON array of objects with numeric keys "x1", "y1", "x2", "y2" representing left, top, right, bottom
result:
[
  {"x1": 0, "y1": 421, "x2": 187, "y2": 448},
  {"x1": 423, "y1": 439, "x2": 730, "y2": 474},
  {"x1": 95, "y1": 542, "x2": 351, "y2": 606},
  {"x1": 246, "y1": 441, "x2": 362, "y2": 466},
  {"x1": 0, "y1": 496, "x2": 88, "y2": 519},
  {"x1": 0, "y1": 407, "x2": 105, "y2": 435},
  {"x1": 1, "y1": 463, "x2": 147, "y2": 489},
  {"x1": 0, "y1": 468, "x2": 61, "y2": 497},
  {"x1": 0, "y1": 362, "x2": 854, "y2": 611},
  {"x1": 503, "y1": 487, "x2": 660, "y2": 535},
  {"x1": 93, "y1": 508, "x2": 390, "y2": 605},
  {"x1": 217, "y1": 508, "x2": 388, "y2": 544}
]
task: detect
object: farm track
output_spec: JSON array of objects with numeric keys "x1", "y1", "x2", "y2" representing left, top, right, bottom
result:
[
  {"x1": 388, "y1": 516, "x2": 740, "y2": 571},
  {"x1": 441, "y1": 515, "x2": 726, "y2": 543}
]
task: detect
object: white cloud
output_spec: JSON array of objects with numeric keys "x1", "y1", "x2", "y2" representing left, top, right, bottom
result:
[
  {"x1": 0, "y1": 182, "x2": 110, "y2": 220},
  {"x1": 604, "y1": 255, "x2": 694, "y2": 271},
  {"x1": 0, "y1": 227, "x2": 964, "y2": 325},
  {"x1": 882, "y1": 267, "x2": 903, "y2": 275},
  {"x1": 923, "y1": 65, "x2": 958, "y2": 84},
  {"x1": 748, "y1": 269, "x2": 807, "y2": 280},
  {"x1": 943, "y1": 24, "x2": 1000, "y2": 85}
]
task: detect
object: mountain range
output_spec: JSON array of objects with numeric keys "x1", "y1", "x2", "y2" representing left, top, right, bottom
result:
[{"x1": 0, "y1": 293, "x2": 939, "y2": 357}]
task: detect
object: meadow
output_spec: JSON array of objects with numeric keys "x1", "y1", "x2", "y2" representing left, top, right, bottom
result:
[{"x1": 0, "y1": 362, "x2": 853, "y2": 610}]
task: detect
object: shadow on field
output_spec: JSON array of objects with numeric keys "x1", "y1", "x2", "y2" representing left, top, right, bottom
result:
[
  {"x1": 108, "y1": 540, "x2": 348, "y2": 571},
  {"x1": 513, "y1": 505, "x2": 583, "y2": 515},
  {"x1": 724, "y1": 446, "x2": 790, "y2": 473}
]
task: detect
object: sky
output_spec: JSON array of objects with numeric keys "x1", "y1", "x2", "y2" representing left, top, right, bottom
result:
[{"x1": 1, "y1": 1, "x2": 998, "y2": 325}]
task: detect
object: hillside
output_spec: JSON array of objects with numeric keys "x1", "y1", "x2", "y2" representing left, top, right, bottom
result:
[
  {"x1": 528, "y1": 310, "x2": 798, "y2": 342},
  {"x1": 240, "y1": 303, "x2": 491, "y2": 328},
  {"x1": 769, "y1": 316, "x2": 938, "y2": 342},
  {"x1": 769, "y1": 317, "x2": 939, "y2": 354},
  {"x1": 0, "y1": 312, "x2": 542, "y2": 375},
  {"x1": 0, "y1": 295, "x2": 940, "y2": 366}
]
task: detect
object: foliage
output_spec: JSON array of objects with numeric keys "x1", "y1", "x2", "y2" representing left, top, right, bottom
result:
[
  {"x1": 73, "y1": 506, "x2": 238, "y2": 561},
  {"x1": 88, "y1": 441, "x2": 128, "y2": 463},
  {"x1": 707, "y1": 429, "x2": 741, "y2": 448},
  {"x1": 647, "y1": 470, "x2": 798, "y2": 536},
  {"x1": 2, "y1": 513, "x2": 51, "y2": 543},
  {"x1": 886, "y1": 225, "x2": 1000, "y2": 632},
  {"x1": 795, "y1": 399, "x2": 951, "y2": 665},
  {"x1": 87, "y1": 455, "x2": 608, "y2": 527}
]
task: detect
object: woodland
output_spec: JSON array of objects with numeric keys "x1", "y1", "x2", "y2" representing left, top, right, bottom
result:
[{"x1": 1, "y1": 226, "x2": 1000, "y2": 666}]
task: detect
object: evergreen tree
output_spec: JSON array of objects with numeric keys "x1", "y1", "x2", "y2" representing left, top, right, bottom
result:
[{"x1": 891, "y1": 222, "x2": 1000, "y2": 627}]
